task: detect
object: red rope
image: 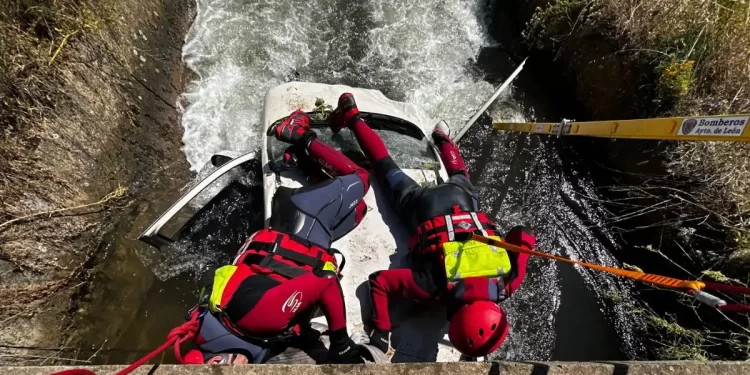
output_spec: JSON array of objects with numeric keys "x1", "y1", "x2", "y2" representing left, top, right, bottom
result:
[
  {"x1": 700, "y1": 281, "x2": 750, "y2": 313},
  {"x1": 718, "y1": 304, "x2": 750, "y2": 313},
  {"x1": 49, "y1": 313, "x2": 200, "y2": 375},
  {"x1": 703, "y1": 281, "x2": 750, "y2": 295}
]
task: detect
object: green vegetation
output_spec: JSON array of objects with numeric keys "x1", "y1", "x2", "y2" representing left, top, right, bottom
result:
[
  {"x1": 311, "y1": 98, "x2": 334, "y2": 120},
  {"x1": 658, "y1": 59, "x2": 694, "y2": 100},
  {"x1": 623, "y1": 263, "x2": 644, "y2": 273},
  {"x1": 701, "y1": 270, "x2": 744, "y2": 285},
  {"x1": 626, "y1": 302, "x2": 747, "y2": 361},
  {"x1": 601, "y1": 290, "x2": 624, "y2": 304},
  {"x1": 523, "y1": 0, "x2": 589, "y2": 50}
]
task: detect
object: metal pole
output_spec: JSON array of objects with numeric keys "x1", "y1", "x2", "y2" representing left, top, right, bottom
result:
[{"x1": 454, "y1": 58, "x2": 528, "y2": 143}]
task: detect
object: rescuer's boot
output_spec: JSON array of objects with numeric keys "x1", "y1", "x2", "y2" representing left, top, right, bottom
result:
[{"x1": 330, "y1": 93, "x2": 360, "y2": 133}]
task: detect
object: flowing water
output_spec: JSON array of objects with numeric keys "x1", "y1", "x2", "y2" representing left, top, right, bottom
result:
[{"x1": 83, "y1": 0, "x2": 646, "y2": 363}]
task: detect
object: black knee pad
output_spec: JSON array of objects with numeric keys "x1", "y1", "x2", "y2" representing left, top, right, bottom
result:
[{"x1": 374, "y1": 156, "x2": 399, "y2": 176}]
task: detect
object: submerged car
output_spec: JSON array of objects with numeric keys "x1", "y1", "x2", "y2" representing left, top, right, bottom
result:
[{"x1": 139, "y1": 82, "x2": 464, "y2": 362}]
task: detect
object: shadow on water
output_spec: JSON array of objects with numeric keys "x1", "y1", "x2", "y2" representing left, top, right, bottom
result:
[
  {"x1": 86, "y1": 179, "x2": 265, "y2": 364},
  {"x1": 458, "y1": 12, "x2": 640, "y2": 350},
  {"x1": 458, "y1": 121, "x2": 627, "y2": 361},
  {"x1": 553, "y1": 260, "x2": 622, "y2": 360}
]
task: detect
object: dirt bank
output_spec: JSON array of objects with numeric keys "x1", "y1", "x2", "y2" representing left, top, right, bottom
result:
[
  {"x1": 504, "y1": 0, "x2": 750, "y2": 361},
  {"x1": 0, "y1": 0, "x2": 193, "y2": 364}
]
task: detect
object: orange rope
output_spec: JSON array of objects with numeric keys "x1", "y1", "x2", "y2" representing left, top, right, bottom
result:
[{"x1": 470, "y1": 234, "x2": 707, "y2": 292}]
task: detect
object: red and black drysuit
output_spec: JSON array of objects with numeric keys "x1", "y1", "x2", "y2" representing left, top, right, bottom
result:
[
  {"x1": 193, "y1": 111, "x2": 370, "y2": 364},
  {"x1": 337, "y1": 95, "x2": 536, "y2": 353}
]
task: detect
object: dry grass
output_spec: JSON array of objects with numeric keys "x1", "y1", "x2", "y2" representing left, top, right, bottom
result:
[
  {"x1": 0, "y1": 185, "x2": 128, "y2": 231},
  {"x1": 524, "y1": 0, "x2": 750, "y2": 360},
  {"x1": 1, "y1": 0, "x2": 102, "y2": 274},
  {"x1": 0, "y1": 268, "x2": 79, "y2": 317},
  {"x1": 0, "y1": 1, "x2": 131, "y2": 356},
  {"x1": 606, "y1": 0, "x2": 750, "y2": 279},
  {"x1": 525, "y1": 0, "x2": 750, "y2": 114},
  {"x1": 1, "y1": 0, "x2": 101, "y2": 139},
  {"x1": 670, "y1": 142, "x2": 750, "y2": 218},
  {"x1": 0, "y1": 0, "x2": 190, "y2": 365},
  {"x1": 525, "y1": 0, "x2": 750, "y2": 269},
  {"x1": 670, "y1": 141, "x2": 750, "y2": 279},
  {"x1": 604, "y1": 0, "x2": 750, "y2": 115}
]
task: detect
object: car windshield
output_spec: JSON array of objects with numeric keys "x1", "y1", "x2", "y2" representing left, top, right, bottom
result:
[{"x1": 268, "y1": 112, "x2": 440, "y2": 171}]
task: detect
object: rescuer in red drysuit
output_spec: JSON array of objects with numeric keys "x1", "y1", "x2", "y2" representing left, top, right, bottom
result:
[
  {"x1": 327, "y1": 93, "x2": 536, "y2": 358},
  {"x1": 183, "y1": 110, "x2": 371, "y2": 365}
]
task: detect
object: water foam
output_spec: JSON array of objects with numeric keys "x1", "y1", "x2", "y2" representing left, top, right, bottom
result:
[{"x1": 179, "y1": 0, "x2": 496, "y2": 171}]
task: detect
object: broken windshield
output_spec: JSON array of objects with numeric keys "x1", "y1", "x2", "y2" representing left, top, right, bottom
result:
[{"x1": 267, "y1": 112, "x2": 440, "y2": 171}]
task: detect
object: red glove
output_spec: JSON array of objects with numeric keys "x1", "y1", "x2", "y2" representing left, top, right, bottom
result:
[
  {"x1": 272, "y1": 110, "x2": 317, "y2": 146},
  {"x1": 329, "y1": 93, "x2": 360, "y2": 133}
]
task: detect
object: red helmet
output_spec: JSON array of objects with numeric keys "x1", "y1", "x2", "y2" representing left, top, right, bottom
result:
[{"x1": 448, "y1": 301, "x2": 509, "y2": 357}]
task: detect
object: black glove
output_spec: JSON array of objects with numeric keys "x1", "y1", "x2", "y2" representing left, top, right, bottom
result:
[
  {"x1": 271, "y1": 110, "x2": 317, "y2": 146},
  {"x1": 327, "y1": 329, "x2": 364, "y2": 364},
  {"x1": 368, "y1": 329, "x2": 390, "y2": 354}
]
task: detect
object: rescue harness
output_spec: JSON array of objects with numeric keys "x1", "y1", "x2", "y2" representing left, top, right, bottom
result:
[
  {"x1": 203, "y1": 229, "x2": 344, "y2": 347},
  {"x1": 410, "y1": 207, "x2": 499, "y2": 252},
  {"x1": 240, "y1": 230, "x2": 343, "y2": 280},
  {"x1": 410, "y1": 207, "x2": 516, "y2": 290}
]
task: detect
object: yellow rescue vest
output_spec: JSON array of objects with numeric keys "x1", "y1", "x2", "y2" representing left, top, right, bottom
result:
[{"x1": 443, "y1": 235, "x2": 512, "y2": 281}]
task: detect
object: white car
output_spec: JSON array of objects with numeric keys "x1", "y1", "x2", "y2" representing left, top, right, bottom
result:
[{"x1": 140, "y1": 82, "x2": 467, "y2": 362}]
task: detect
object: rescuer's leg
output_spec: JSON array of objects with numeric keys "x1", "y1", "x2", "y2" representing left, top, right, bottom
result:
[
  {"x1": 330, "y1": 93, "x2": 421, "y2": 220},
  {"x1": 431, "y1": 123, "x2": 469, "y2": 178},
  {"x1": 271, "y1": 110, "x2": 372, "y2": 246}
]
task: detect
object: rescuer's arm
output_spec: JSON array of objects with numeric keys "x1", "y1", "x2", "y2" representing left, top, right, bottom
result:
[
  {"x1": 503, "y1": 226, "x2": 536, "y2": 294},
  {"x1": 317, "y1": 275, "x2": 363, "y2": 363},
  {"x1": 367, "y1": 268, "x2": 435, "y2": 353}
]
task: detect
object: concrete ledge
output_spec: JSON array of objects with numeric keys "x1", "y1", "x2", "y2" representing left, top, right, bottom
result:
[{"x1": 8, "y1": 361, "x2": 750, "y2": 375}]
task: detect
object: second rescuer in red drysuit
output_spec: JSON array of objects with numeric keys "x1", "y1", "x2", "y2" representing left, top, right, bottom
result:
[
  {"x1": 328, "y1": 93, "x2": 537, "y2": 358},
  {"x1": 184, "y1": 110, "x2": 370, "y2": 365}
]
